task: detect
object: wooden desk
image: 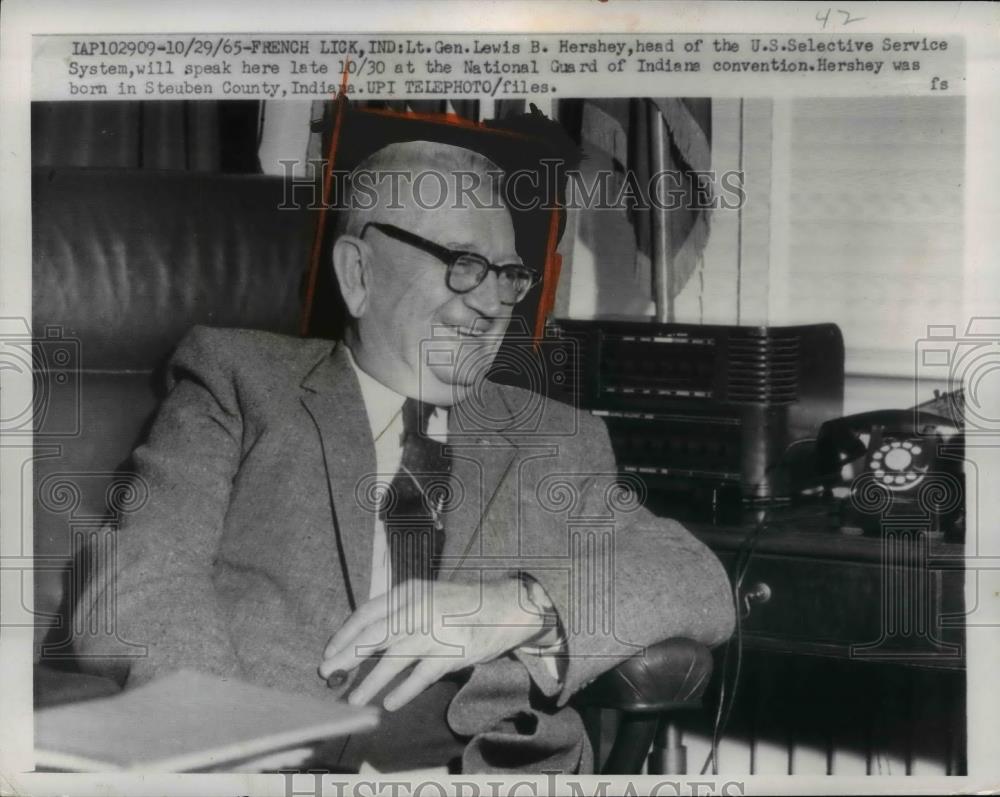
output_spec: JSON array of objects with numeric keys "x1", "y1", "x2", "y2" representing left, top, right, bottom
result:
[
  {"x1": 681, "y1": 504, "x2": 966, "y2": 670},
  {"x1": 667, "y1": 502, "x2": 967, "y2": 774}
]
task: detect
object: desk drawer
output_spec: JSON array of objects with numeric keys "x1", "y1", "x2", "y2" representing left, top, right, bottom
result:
[{"x1": 718, "y1": 552, "x2": 965, "y2": 667}]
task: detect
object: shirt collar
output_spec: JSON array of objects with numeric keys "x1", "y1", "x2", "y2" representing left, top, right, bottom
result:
[{"x1": 344, "y1": 345, "x2": 407, "y2": 444}]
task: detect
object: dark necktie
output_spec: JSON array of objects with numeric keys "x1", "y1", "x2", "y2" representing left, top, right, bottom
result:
[{"x1": 379, "y1": 397, "x2": 452, "y2": 585}]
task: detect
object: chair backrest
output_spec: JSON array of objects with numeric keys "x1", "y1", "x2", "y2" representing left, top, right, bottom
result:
[{"x1": 31, "y1": 167, "x2": 312, "y2": 658}]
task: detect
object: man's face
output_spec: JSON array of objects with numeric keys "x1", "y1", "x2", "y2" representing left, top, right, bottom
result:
[{"x1": 356, "y1": 185, "x2": 521, "y2": 405}]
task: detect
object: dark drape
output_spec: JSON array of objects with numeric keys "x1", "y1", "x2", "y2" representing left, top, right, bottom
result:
[{"x1": 32, "y1": 101, "x2": 262, "y2": 172}]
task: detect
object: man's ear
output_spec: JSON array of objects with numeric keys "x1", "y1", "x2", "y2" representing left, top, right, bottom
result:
[{"x1": 331, "y1": 235, "x2": 370, "y2": 318}]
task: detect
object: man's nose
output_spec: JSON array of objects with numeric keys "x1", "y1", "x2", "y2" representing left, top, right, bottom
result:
[{"x1": 462, "y1": 270, "x2": 504, "y2": 316}]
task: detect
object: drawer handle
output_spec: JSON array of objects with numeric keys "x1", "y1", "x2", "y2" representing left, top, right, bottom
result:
[{"x1": 741, "y1": 581, "x2": 772, "y2": 618}]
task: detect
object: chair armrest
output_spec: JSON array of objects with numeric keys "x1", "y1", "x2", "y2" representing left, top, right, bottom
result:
[{"x1": 575, "y1": 638, "x2": 714, "y2": 713}]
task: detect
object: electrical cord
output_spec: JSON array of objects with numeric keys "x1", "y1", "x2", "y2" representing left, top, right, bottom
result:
[
  {"x1": 699, "y1": 510, "x2": 765, "y2": 775},
  {"x1": 696, "y1": 440, "x2": 810, "y2": 775}
]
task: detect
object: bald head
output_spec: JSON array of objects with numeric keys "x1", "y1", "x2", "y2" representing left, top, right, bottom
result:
[{"x1": 339, "y1": 140, "x2": 507, "y2": 237}]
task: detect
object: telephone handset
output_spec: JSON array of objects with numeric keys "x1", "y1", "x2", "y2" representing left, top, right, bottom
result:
[{"x1": 814, "y1": 397, "x2": 964, "y2": 539}]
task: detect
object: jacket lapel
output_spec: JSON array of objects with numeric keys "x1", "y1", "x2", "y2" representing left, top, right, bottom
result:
[
  {"x1": 300, "y1": 343, "x2": 376, "y2": 611},
  {"x1": 440, "y1": 384, "x2": 518, "y2": 580},
  {"x1": 299, "y1": 342, "x2": 521, "y2": 594}
]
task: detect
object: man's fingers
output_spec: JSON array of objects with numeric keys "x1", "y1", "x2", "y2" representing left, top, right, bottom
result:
[
  {"x1": 319, "y1": 616, "x2": 392, "y2": 679},
  {"x1": 382, "y1": 658, "x2": 447, "y2": 712},
  {"x1": 323, "y1": 594, "x2": 392, "y2": 660},
  {"x1": 323, "y1": 581, "x2": 426, "y2": 660},
  {"x1": 319, "y1": 591, "x2": 434, "y2": 678},
  {"x1": 347, "y1": 648, "x2": 416, "y2": 707}
]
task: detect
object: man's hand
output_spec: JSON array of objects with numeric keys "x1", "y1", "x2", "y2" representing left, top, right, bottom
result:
[{"x1": 319, "y1": 577, "x2": 554, "y2": 712}]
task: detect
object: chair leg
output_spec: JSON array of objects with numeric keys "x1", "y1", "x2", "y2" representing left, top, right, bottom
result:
[
  {"x1": 601, "y1": 712, "x2": 659, "y2": 774},
  {"x1": 647, "y1": 717, "x2": 687, "y2": 775}
]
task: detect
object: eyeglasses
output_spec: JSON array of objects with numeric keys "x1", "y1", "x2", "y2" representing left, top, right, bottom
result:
[{"x1": 359, "y1": 222, "x2": 538, "y2": 306}]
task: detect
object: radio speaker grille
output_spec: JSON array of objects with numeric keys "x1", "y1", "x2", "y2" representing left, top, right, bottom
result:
[{"x1": 726, "y1": 333, "x2": 801, "y2": 404}]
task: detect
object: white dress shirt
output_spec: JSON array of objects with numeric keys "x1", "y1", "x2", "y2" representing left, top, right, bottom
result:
[{"x1": 346, "y1": 349, "x2": 450, "y2": 601}]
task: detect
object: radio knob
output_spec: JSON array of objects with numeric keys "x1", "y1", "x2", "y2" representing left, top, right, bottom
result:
[
  {"x1": 745, "y1": 582, "x2": 772, "y2": 604},
  {"x1": 741, "y1": 581, "x2": 773, "y2": 618}
]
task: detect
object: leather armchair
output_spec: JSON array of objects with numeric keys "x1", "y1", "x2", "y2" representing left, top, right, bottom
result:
[
  {"x1": 576, "y1": 638, "x2": 712, "y2": 774},
  {"x1": 31, "y1": 167, "x2": 713, "y2": 774}
]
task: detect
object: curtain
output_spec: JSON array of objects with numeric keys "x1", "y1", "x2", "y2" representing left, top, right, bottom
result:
[{"x1": 32, "y1": 101, "x2": 260, "y2": 172}]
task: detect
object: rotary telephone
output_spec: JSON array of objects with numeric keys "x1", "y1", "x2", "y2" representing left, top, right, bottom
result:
[{"x1": 813, "y1": 389, "x2": 965, "y2": 539}]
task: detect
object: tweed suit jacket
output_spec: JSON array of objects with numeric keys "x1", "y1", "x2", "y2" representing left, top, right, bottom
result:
[{"x1": 77, "y1": 326, "x2": 735, "y2": 774}]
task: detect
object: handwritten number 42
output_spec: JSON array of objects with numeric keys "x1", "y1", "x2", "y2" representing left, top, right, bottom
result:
[{"x1": 816, "y1": 9, "x2": 866, "y2": 28}]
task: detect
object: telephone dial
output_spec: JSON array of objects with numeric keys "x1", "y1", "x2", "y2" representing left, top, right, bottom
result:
[{"x1": 814, "y1": 390, "x2": 965, "y2": 540}]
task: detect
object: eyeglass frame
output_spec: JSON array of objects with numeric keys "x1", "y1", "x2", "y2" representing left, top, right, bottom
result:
[{"x1": 358, "y1": 221, "x2": 539, "y2": 306}]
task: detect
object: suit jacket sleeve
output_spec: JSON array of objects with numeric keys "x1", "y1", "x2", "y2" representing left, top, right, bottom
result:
[
  {"x1": 76, "y1": 327, "x2": 247, "y2": 687},
  {"x1": 511, "y1": 409, "x2": 735, "y2": 707}
]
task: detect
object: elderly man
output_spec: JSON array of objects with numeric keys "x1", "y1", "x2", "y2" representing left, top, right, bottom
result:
[{"x1": 78, "y1": 139, "x2": 734, "y2": 774}]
